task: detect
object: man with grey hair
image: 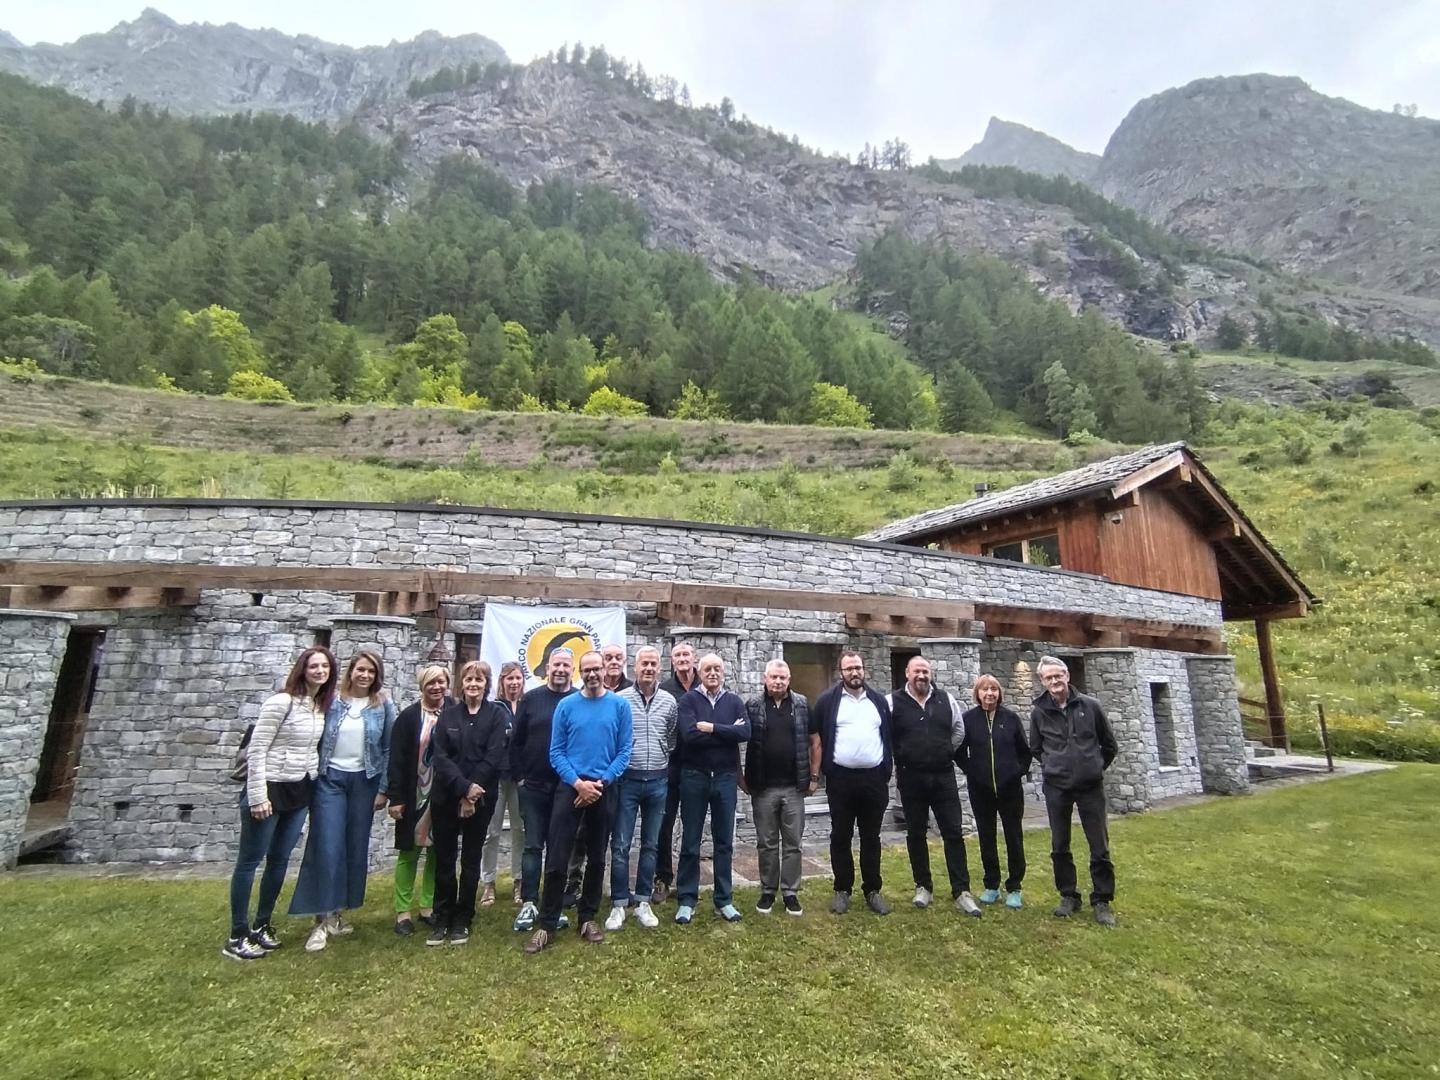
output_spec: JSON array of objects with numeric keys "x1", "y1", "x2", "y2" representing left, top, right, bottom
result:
[
  {"x1": 742, "y1": 659, "x2": 820, "y2": 916},
  {"x1": 606, "y1": 645, "x2": 677, "y2": 930},
  {"x1": 1028, "y1": 655, "x2": 1119, "y2": 927},
  {"x1": 675, "y1": 652, "x2": 750, "y2": 924}
]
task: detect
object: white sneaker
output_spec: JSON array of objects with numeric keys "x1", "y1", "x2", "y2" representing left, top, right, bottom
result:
[
  {"x1": 634, "y1": 901, "x2": 659, "y2": 929},
  {"x1": 955, "y1": 891, "x2": 983, "y2": 918},
  {"x1": 913, "y1": 887, "x2": 933, "y2": 909},
  {"x1": 604, "y1": 905, "x2": 627, "y2": 932},
  {"x1": 304, "y1": 922, "x2": 329, "y2": 952}
]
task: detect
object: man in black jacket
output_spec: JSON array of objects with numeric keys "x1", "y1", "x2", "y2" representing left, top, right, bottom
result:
[
  {"x1": 812, "y1": 650, "x2": 894, "y2": 915},
  {"x1": 653, "y1": 640, "x2": 698, "y2": 903},
  {"x1": 888, "y1": 656, "x2": 980, "y2": 917},
  {"x1": 742, "y1": 659, "x2": 819, "y2": 916},
  {"x1": 509, "y1": 648, "x2": 577, "y2": 933},
  {"x1": 1028, "y1": 655, "x2": 1119, "y2": 927}
]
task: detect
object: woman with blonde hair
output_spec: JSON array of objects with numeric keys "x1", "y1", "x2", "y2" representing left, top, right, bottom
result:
[
  {"x1": 427, "y1": 660, "x2": 508, "y2": 946},
  {"x1": 957, "y1": 674, "x2": 1032, "y2": 909},
  {"x1": 386, "y1": 665, "x2": 449, "y2": 935},
  {"x1": 479, "y1": 660, "x2": 527, "y2": 908},
  {"x1": 223, "y1": 646, "x2": 335, "y2": 962},
  {"x1": 292, "y1": 648, "x2": 397, "y2": 951}
]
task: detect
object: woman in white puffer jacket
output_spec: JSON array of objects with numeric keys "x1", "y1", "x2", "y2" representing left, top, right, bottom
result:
[{"x1": 223, "y1": 646, "x2": 335, "y2": 962}]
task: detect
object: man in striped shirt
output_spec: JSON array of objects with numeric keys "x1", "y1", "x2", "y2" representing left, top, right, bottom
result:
[{"x1": 606, "y1": 646, "x2": 678, "y2": 930}]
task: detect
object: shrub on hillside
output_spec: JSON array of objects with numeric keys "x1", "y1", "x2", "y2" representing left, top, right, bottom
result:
[
  {"x1": 225, "y1": 370, "x2": 293, "y2": 402},
  {"x1": 581, "y1": 387, "x2": 648, "y2": 418}
]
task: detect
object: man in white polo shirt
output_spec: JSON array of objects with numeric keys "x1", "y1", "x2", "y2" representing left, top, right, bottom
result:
[{"x1": 812, "y1": 650, "x2": 895, "y2": 915}]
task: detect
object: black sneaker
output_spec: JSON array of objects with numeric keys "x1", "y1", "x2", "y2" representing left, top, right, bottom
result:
[
  {"x1": 425, "y1": 925, "x2": 448, "y2": 947},
  {"x1": 865, "y1": 891, "x2": 892, "y2": 916},
  {"x1": 448, "y1": 924, "x2": 471, "y2": 946},
  {"x1": 394, "y1": 919, "x2": 415, "y2": 937},
  {"x1": 782, "y1": 894, "x2": 803, "y2": 916},
  {"x1": 249, "y1": 924, "x2": 281, "y2": 951},
  {"x1": 222, "y1": 936, "x2": 266, "y2": 962},
  {"x1": 755, "y1": 892, "x2": 776, "y2": 914},
  {"x1": 1053, "y1": 895, "x2": 1082, "y2": 918}
]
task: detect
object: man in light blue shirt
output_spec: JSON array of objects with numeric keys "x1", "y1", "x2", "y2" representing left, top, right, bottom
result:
[{"x1": 525, "y1": 651, "x2": 632, "y2": 953}]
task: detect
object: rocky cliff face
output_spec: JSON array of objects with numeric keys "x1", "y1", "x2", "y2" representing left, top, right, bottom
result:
[
  {"x1": 1098, "y1": 74, "x2": 1440, "y2": 298},
  {"x1": 0, "y1": 8, "x2": 506, "y2": 123},
  {"x1": 937, "y1": 117, "x2": 1100, "y2": 183},
  {"x1": 367, "y1": 64, "x2": 1249, "y2": 340}
]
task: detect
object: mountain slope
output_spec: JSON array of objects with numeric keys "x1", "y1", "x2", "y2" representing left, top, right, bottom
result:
[
  {"x1": 937, "y1": 117, "x2": 1099, "y2": 183},
  {"x1": 0, "y1": 7, "x2": 506, "y2": 122},
  {"x1": 1098, "y1": 74, "x2": 1440, "y2": 298}
]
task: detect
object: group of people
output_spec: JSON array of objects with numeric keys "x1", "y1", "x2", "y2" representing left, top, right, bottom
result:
[{"x1": 224, "y1": 639, "x2": 1119, "y2": 961}]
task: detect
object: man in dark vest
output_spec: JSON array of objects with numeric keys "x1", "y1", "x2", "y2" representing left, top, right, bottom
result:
[
  {"x1": 741, "y1": 659, "x2": 820, "y2": 916},
  {"x1": 1028, "y1": 654, "x2": 1118, "y2": 927},
  {"x1": 888, "y1": 655, "x2": 980, "y2": 916},
  {"x1": 813, "y1": 650, "x2": 894, "y2": 915},
  {"x1": 653, "y1": 640, "x2": 698, "y2": 903}
]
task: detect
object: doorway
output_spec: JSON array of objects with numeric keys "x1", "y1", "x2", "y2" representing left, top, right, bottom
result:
[{"x1": 25, "y1": 628, "x2": 105, "y2": 856}]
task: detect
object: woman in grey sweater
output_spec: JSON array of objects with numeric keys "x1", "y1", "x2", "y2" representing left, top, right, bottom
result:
[{"x1": 223, "y1": 647, "x2": 335, "y2": 962}]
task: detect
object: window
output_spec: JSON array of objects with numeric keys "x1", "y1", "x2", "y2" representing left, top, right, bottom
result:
[
  {"x1": 987, "y1": 532, "x2": 1061, "y2": 568},
  {"x1": 783, "y1": 642, "x2": 840, "y2": 705},
  {"x1": 1151, "y1": 682, "x2": 1178, "y2": 767}
]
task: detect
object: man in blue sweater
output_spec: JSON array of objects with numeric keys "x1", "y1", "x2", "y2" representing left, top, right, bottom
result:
[
  {"x1": 675, "y1": 653, "x2": 750, "y2": 925},
  {"x1": 526, "y1": 651, "x2": 632, "y2": 952}
]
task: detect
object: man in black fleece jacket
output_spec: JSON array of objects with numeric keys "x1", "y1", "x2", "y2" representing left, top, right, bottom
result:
[
  {"x1": 1028, "y1": 655, "x2": 1119, "y2": 927},
  {"x1": 509, "y1": 649, "x2": 577, "y2": 932}
]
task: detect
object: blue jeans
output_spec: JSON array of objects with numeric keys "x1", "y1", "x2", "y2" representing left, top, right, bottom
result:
[
  {"x1": 228, "y1": 796, "x2": 308, "y2": 939},
  {"x1": 518, "y1": 782, "x2": 557, "y2": 903},
  {"x1": 610, "y1": 774, "x2": 669, "y2": 906},
  {"x1": 677, "y1": 767, "x2": 738, "y2": 910},
  {"x1": 289, "y1": 766, "x2": 380, "y2": 916}
]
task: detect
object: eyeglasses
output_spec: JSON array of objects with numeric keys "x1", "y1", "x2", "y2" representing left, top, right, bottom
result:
[{"x1": 840, "y1": 666, "x2": 864, "y2": 674}]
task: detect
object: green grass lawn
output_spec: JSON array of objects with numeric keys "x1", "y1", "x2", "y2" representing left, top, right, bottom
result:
[{"x1": 3, "y1": 767, "x2": 1437, "y2": 1078}]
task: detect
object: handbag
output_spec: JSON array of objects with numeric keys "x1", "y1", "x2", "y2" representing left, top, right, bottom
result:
[{"x1": 229, "y1": 700, "x2": 295, "y2": 783}]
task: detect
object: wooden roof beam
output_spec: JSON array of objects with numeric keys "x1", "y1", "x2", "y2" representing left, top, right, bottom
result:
[
  {"x1": 1109, "y1": 450, "x2": 1188, "y2": 500},
  {"x1": 0, "y1": 584, "x2": 200, "y2": 612}
]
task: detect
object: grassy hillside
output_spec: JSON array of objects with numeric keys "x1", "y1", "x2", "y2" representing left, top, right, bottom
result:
[
  {"x1": 1196, "y1": 349, "x2": 1440, "y2": 407},
  {"x1": 0, "y1": 371, "x2": 1435, "y2": 753}
]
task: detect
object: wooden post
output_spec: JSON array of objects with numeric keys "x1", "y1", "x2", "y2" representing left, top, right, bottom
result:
[
  {"x1": 1316, "y1": 703, "x2": 1335, "y2": 773},
  {"x1": 1255, "y1": 618, "x2": 1289, "y2": 751}
]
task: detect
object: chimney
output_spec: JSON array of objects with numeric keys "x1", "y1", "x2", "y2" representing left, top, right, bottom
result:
[{"x1": 973, "y1": 482, "x2": 990, "y2": 498}]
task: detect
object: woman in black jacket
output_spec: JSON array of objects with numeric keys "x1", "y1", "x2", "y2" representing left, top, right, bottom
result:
[
  {"x1": 957, "y1": 674, "x2": 1032, "y2": 909},
  {"x1": 426, "y1": 660, "x2": 508, "y2": 946},
  {"x1": 386, "y1": 665, "x2": 450, "y2": 936}
]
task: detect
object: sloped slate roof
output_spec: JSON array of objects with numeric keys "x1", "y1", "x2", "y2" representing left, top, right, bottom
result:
[{"x1": 863, "y1": 442, "x2": 1187, "y2": 544}]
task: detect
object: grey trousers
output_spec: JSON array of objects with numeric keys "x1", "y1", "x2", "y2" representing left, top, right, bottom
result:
[
  {"x1": 751, "y1": 785, "x2": 806, "y2": 896},
  {"x1": 480, "y1": 778, "x2": 524, "y2": 884}
]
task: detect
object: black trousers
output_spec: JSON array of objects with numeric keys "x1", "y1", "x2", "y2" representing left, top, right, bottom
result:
[
  {"x1": 1043, "y1": 781, "x2": 1114, "y2": 904},
  {"x1": 654, "y1": 754, "x2": 683, "y2": 887},
  {"x1": 896, "y1": 766, "x2": 970, "y2": 896},
  {"x1": 432, "y1": 795, "x2": 497, "y2": 931},
  {"x1": 826, "y1": 764, "x2": 889, "y2": 896},
  {"x1": 539, "y1": 783, "x2": 615, "y2": 931},
  {"x1": 969, "y1": 779, "x2": 1027, "y2": 892}
]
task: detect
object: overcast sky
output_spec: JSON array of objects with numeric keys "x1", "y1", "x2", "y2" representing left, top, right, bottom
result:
[{"x1": 8, "y1": 2, "x2": 1438, "y2": 158}]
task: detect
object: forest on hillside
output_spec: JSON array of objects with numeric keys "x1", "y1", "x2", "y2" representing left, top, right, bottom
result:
[{"x1": 0, "y1": 69, "x2": 1428, "y2": 441}]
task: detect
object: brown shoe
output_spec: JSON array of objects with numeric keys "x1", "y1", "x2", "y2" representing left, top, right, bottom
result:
[
  {"x1": 523, "y1": 929, "x2": 553, "y2": 955},
  {"x1": 480, "y1": 883, "x2": 496, "y2": 908},
  {"x1": 579, "y1": 920, "x2": 605, "y2": 944},
  {"x1": 512, "y1": 881, "x2": 523, "y2": 906},
  {"x1": 652, "y1": 881, "x2": 670, "y2": 905}
]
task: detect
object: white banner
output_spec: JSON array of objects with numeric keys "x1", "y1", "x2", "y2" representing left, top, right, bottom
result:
[{"x1": 478, "y1": 604, "x2": 627, "y2": 694}]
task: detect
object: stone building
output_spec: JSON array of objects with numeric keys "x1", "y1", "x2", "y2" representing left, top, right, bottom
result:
[{"x1": 0, "y1": 443, "x2": 1309, "y2": 868}]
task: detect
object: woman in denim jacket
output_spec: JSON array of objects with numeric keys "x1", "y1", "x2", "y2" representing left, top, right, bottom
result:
[{"x1": 291, "y1": 648, "x2": 396, "y2": 951}]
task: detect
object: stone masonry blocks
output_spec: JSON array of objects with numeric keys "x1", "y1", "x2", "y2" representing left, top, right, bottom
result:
[
  {"x1": 0, "y1": 610, "x2": 74, "y2": 869},
  {"x1": 1186, "y1": 655, "x2": 1251, "y2": 796},
  {"x1": 1084, "y1": 649, "x2": 1152, "y2": 814}
]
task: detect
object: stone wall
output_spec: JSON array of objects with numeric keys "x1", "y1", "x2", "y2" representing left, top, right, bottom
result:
[
  {"x1": 0, "y1": 610, "x2": 73, "y2": 868},
  {"x1": 1186, "y1": 655, "x2": 1250, "y2": 795},
  {"x1": 0, "y1": 500, "x2": 1240, "y2": 864},
  {"x1": 0, "y1": 501, "x2": 1222, "y2": 626}
]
